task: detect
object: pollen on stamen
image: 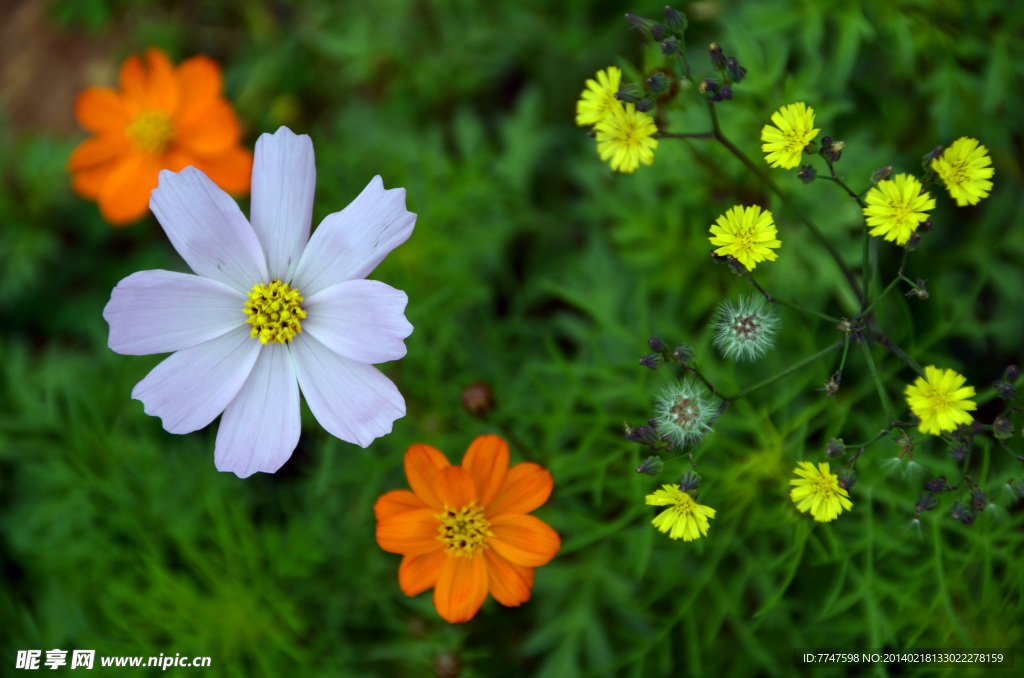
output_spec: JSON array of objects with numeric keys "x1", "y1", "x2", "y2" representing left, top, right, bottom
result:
[
  {"x1": 243, "y1": 278, "x2": 308, "y2": 344},
  {"x1": 436, "y1": 504, "x2": 492, "y2": 558}
]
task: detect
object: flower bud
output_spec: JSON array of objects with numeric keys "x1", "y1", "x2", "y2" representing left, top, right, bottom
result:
[
  {"x1": 640, "y1": 353, "x2": 662, "y2": 370},
  {"x1": 823, "y1": 139, "x2": 845, "y2": 163},
  {"x1": 949, "y1": 444, "x2": 969, "y2": 462},
  {"x1": 826, "y1": 438, "x2": 846, "y2": 457},
  {"x1": 615, "y1": 85, "x2": 642, "y2": 103},
  {"x1": 993, "y1": 379, "x2": 1016, "y2": 400},
  {"x1": 648, "y1": 337, "x2": 668, "y2": 354},
  {"x1": 625, "y1": 13, "x2": 657, "y2": 34},
  {"x1": 871, "y1": 165, "x2": 893, "y2": 184},
  {"x1": 714, "y1": 84, "x2": 733, "y2": 101},
  {"x1": 664, "y1": 5, "x2": 688, "y2": 31},
  {"x1": 699, "y1": 78, "x2": 719, "y2": 95},
  {"x1": 993, "y1": 416, "x2": 1015, "y2": 440},
  {"x1": 725, "y1": 56, "x2": 746, "y2": 83},
  {"x1": 922, "y1": 146, "x2": 943, "y2": 167},
  {"x1": 650, "y1": 24, "x2": 668, "y2": 41},
  {"x1": 678, "y1": 471, "x2": 701, "y2": 493},
  {"x1": 915, "y1": 492, "x2": 938, "y2": 513},
  {"x1": 709, "y1": 43, "x2": 726, "y2": 70},
  {"x1": 798, "y1": 165, "x2": 817, "y2": 184},
  {"x1": 636, "y1": 96, "x2": 656, "y2": 113},
  {"x1": 970, "y1": 488, "x2": 988, "y2": 511},
  {"x1": 818, "y1": 370, "x2": 842, "y2": 397},
  {"x1": 838, "y1": 469, "x2": 856, "y2": 491},
  {"x1": 636, "y1": 456, "x2": 664, "y2": 476},
  {"x1": 661, "y1": 38, "x2": 679, "y2": 55},
  {"x1": 923, "y1": 476, "x2": 949, "y2": 493},
  {"x1": 1005, "y1": 364, "x2": 1020, "y2": 382},
  {"x1": 647, "y1": 72, "x2": 671, "y2": 95},
  {"x1": 951, "y1": 501, "x2": 975, "y2": 525},
  {"x1": 461, "y1": 382, "x2": 494, "y2": 417},
  {"x1": 671, "y1": 344, "x2": 694, "y2": 364}
]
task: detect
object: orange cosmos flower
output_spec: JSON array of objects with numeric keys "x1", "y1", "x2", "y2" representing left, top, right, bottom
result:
[
  {"x1": 375, "y1": 435, "x2": 560, "y2": 623},
  {"x1": 68, "y1": 47, "x2": 252, "y2": 225}
]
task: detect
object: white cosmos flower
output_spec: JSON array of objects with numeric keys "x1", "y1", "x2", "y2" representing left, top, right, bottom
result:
[{"x1": 103, "y1": 126, "x2": 415, "y2": 478}]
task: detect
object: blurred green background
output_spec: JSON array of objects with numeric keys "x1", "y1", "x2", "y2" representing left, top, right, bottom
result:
[{"x1": 2, "y1": 0, "x2": 1023, "y2": 676}]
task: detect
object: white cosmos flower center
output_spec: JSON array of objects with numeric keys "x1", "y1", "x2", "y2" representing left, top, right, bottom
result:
[{"x1": 243, "y1": 278, "x2": 308, "y2": 345}]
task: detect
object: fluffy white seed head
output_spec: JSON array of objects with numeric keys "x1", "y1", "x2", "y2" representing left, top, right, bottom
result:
[{"x1": 712, "y1": 294, "x2": 780, "y2": 362}]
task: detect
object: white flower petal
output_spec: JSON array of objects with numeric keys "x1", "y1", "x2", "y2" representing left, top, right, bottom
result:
[
  {"x1": 150, "y1": 166, "x2": 268, "y2": 291},
  {"x1": 131, "y1": 327, "x2": 260, "y2": 435},
  {"x1": 250, "y1": 127, "x2": 315, "y2": 281},
  {"x1": 104, "y1": 270, "x2": 247, "y2": 356},
  {"x1": 291, "y1": 333, "x2": 405, "y2": 447},
  {"x1": 214, "y1": 343, "x2": 301, "y2": 478},
  {"x1": 302, "y1": 280, "x2": 412, "y2": 364},
  {"x1": 291, "y1": 175, "x2": 415, "y2": 295}
]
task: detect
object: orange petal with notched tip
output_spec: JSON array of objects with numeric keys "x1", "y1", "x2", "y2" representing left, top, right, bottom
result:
[
  {"x1": 374, "y1": 489, "x2": 428, "y2": 521},
  {"x1": 404, "y1": 444, "x2": 450, "y2": 510},
  {"x1": 74, "y1": 88, "x2": 128, "y2": 134},
  {"x1": 175, "y1": 99, "x2": 240, "y2": 156},
  {"x1": 484, "y1": 548, "x2": 534, "y2": 607},
  {"x1": 376, "y1": 508, "x2": 442, "y2": 556},
  {"x1": 434, "y1": 466, "x2": 477, "y2": 509},
  {"x1": 194, "y1": 146, "x2": 253, "y2": 195},
  {"x1": 398, "y1": 550, "x2": 447, "y2": 596},
  {"x1": 489, "y1": 514, "x2": 560, "y2": 568},
  {"x1": 433, "y1": 553, "x2": 488, "y2": 623},
  {"x1": 118, "y1": 54, "x2": 147, "y2": 113},
  {"x1": 96, "y1": 152, "x2": 161, "y2": 225},
  {"x1": 486, "y1": 463, "x2": 553, "y2": 518},
  {"x1": 462, "y1": 434, "x2": 508, "y2": 507},
  {"x1": 142, "y1": 48, "x2": 178, "y2": 112},
  {"x1": 175, "y1": 55, "x2": 223, "y2": 114}
]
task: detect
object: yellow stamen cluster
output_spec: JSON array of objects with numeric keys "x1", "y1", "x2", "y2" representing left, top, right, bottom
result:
[
  {"x1": 436, "y1": 504, "x2": 492, "y2": 557},
  {"x1": 126, "y1": 111, "x2": 175, "y2": 155},
  {"x1": 243, "y1": 279, "x2": 307, "y2": 344}
]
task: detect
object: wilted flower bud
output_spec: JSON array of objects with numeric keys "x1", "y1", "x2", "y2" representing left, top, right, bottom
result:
[
  {"x1": 915, "y1": 492, "x2": 938, "y2": 513},
  {"x1": 647, "y1": 72, "x2": 671, "y2": 95},
  {"x1": 871, "y1": 165, "x2": 893, "y2": 184},
  {"x1": 664, "y1": 5, "x2": 688, "y2": 31},
  {"x1": 636, "y1": 456, "x2": 664, "y2": 476},
  {"x1": 1005, "y1": 365, "x2": 1020, "y2": 382},
  {"x1": 640, "y1": 353, "x2": 662, "y2": 370},
  {"x1": 678, "y1": 471, "x2": 701, "y2": 493},
  {"x1": 709, "y1": 43, "x2": 726, "y2": 70},
  {"x1": 818, "y1": 371, "x2": 842, "y2": 397},
  {"x1": 993, "y1": 416, "x2": 1015, "y2": 440},
  {"x1": 826, "y1": 438, "x2": 846, "y2": 457},
  {"x1": 838, "y1": 469, "x2": 856, "y2": 491},
  {"x1": 949, "y1": 444, "x2": 970, "y2": 462},
  {"x1": 661, "y1": 38, "x2": 680, "y2": 55},
  {"x1": 895, "y1": 431, "x2": 915, "y2": 456},
  {"x1": 461, "y1": 382, "x2": 494, "y2": 417},
  {"x1": 905, "y1": 278, "x2": 929, "y2": 299},
  {"x1": 725, "y1": 56, "x2": 746, "y2": 83},
  {"x1": 923, "y1": 476, "x2": 949, "y2": 493},
  {"x1": 699, "y1": 78, "x2": 720, "y2": 95},
  {"x1": 951, "y1": 501, "x2": 975, "y2": 525},
  {"x1": 671, "y1": 344, "x2": 694, "y2": 364},
  {"x1": 823, "y1": 139, "x2": 845, "y2": 163},
  {"x1": 798, "y1": 165, "x2": 817, "y2": 184}
]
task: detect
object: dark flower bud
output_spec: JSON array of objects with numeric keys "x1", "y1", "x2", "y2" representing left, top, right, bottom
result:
[
  {"x1": 838, "y1": 469, "x2": 856, "y2": 491},
  {"x1": 993, "y1": 379, "x2": 1016, "y2": 399},
  {"x1": 640, "y1": 353, "x2": 662, "y2": 370},
  {"x1": 648, "y1": 417, "x2": 659, "y2": 429},
  {"x1": 993, "y1": 416, "x2": 1015, "y2": 440},
  {"x1": 661, "y1": 38, "x2": 679, "y2": 55},
  {"x1": 915, "y1": 492, "x2": 938, "y2": 513},
  {"x1": 922, "y1": 146, "x2": 943, "y2": 167},
  {"x1": 636, "y1": 456, "x2": 664, "y2": 476},
  {"x1": 664, "y1": 6, "x2": 688, "y2": 31},
  {"x1": 821, "y1": 135, "x2": 833, "y2": 147},
  {"x1": 636, "y1": 96, "x2": 656, "y2": 113},
  {"x1": 647, "y1": 72, "x2": 671, "y2": 95},
  {"x1": 679, "y1": 471, "x2": 701, "y2": 493},
  {"x1": 671, "y1": 344, "x2": 694, "y2": 364},
  {"x1": 949, "y1": 444, "x2": 969, "y2": 461},
  {"x1": 823, "y1": 139, "x2": 845, "y2": 163},
  {"x1": 826, "y1": 438, "x2": 846, "y2": 457},
  {"x1": 798, "y1": 165, "x2": 817, "y2": 184},
  {"x1": 714, "y1": 84, "x2": 733, "y2": 101},
  {"x1": 871, "y1": 165, "x2": 893, "y2": 184},
  {"x1": 1005, "y1": 364, "x2": 1020, "y2": 382},
  {"x1": 924, "y1": 476, "x2": 949, "y2": 493},
  {"x1": 699, "y1": 78, "x2": 720, "y2": 95},
  {"x1": 625, "y1": 13, "x2": 657, "y2": 34},
  {"x1": 649, "y1": 337, "x2": 668, "y2": 353},
  {"x1": 615, "y1": 85, "x2": 642, "y2": 103},
  {"x1": 650, "y1": 24, "x2": 668, "y2": 41},
  {"x1": 461, "y1": 382, "x2": 494, "y2": 417},
  {"x1": 709, "y1": 43, "x2": 726, "y2": 70},
  {"x1": 970, "y1": 489, "x2": 988, "y2": 511},
  {"x1": 951, "y1": 501, "x2": 975, "y2": 525},
  {"x1": 725, "y1": 56, "x2": 746, "y2": 83},
  {"x1": 905, "y1": 278, "x2": 929, "y2": 299}
]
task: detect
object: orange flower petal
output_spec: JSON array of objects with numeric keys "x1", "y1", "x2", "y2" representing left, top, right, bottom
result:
[
  {"x1": 67, "y1": 135, "x2": 131, "y2": 171},
  {"x1": 175, "y1": 99, "x2": 241, "y2": 156},
  {"x1": 118, "y1": 54, "x2": 147, "y2": 113},
  {"x1": 175, "y1": 55, "x2": 223, "y2": 115},
  {"x1": 486, "y1": 463, "x2": 554, "y2": 518},
  {"x1": 434, "y1": 466, "x2": 477, "y2": 509},
  {"x1": 489, "y1": 514, "x2": 560, "y2": 568},
  {"x1": 398, "y1": 550, "x2": 447, "y2": 597},
  {"x1": 374, "y1": 489, "x2": 428, "y2": 521},
  {"x1": 142, "y1": 47, "x2": 178, "y2": 112},
  {"x1": 376, "y1": 508, "x2": 442, "y2": 556},
  {"x1": 461, "y1": 434, "x2": 508, "y2": 507},
  {"x1": 405, "y1": 444, "x2": 450, "y2": 510},
  {"x1": 96, "y1": 152, "x2": 161, "y2": 225},
  {"x1": 71, "y1": 162, "x2": 118, "y2": 199},
  {"x1": 75, "y1": 87, "x2": 129, "y2": 134},
  {"x1": 190, "y1": 146, "x2": 253, "y2": 195},
  {"x1": 483, "y1": 549, "x2": 534, "y2": 607},
  {"x1": 433, "y1": 553, "x2": 488, "y2": 623}
]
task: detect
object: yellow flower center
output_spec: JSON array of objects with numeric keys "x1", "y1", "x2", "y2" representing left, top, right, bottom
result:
[
  {"x1": 243, "y1": 279, "x2": 307, "y2": 344},
  {"x1": 886, "y1": 199, "x2": 911, "y2": 225},
  {"x1": 811, "y1": 475, "x2": 842, "y2": 500},
  {"x1": 922, "y1": 388, "x2": 951, "y2": 413},
  {"x1": 436, "y1": 504, "x2": 491, "y2": 557},
  {"x1": 943, "y1": 160, "x2": 970, "y2": 186},
  {"x1": 126, "y1": 111, "x2": 175, "y2": 155}
]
